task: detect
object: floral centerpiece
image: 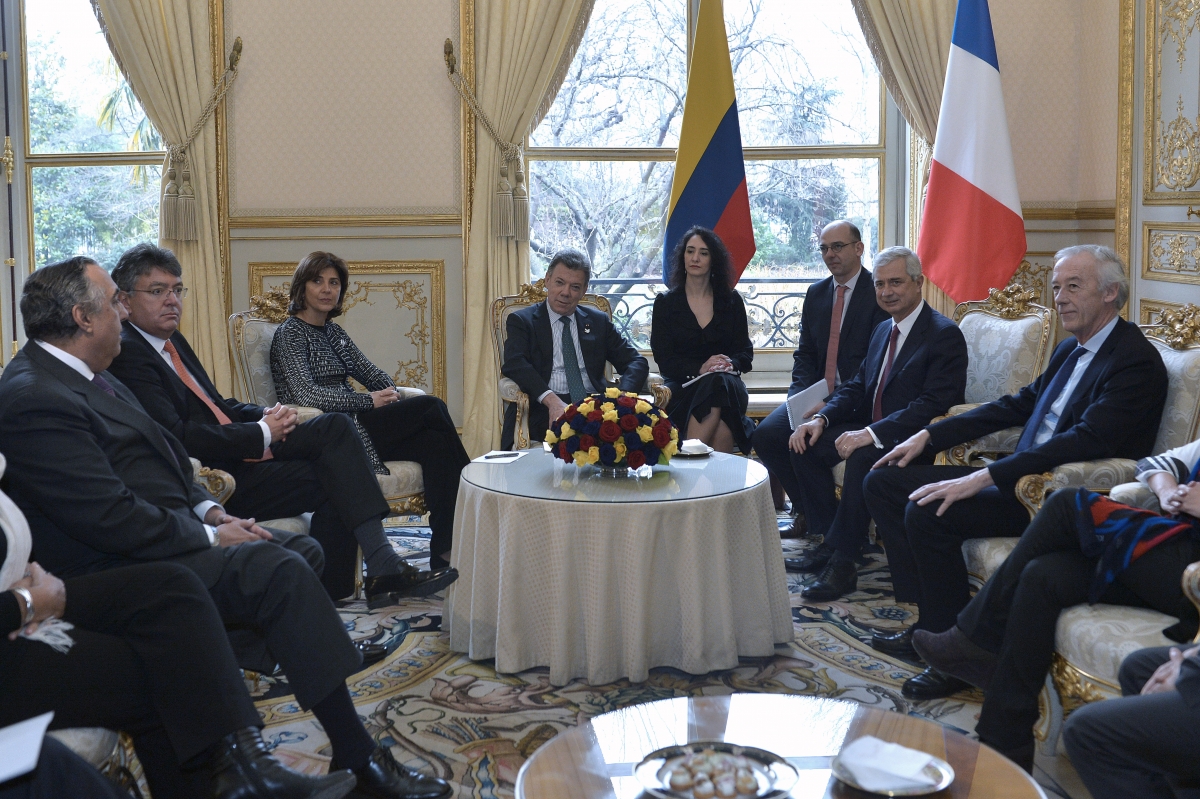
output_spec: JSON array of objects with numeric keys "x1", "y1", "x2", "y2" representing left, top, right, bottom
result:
[{"x1": 545, "y1": 388, "x2": 678, "y2": 470}]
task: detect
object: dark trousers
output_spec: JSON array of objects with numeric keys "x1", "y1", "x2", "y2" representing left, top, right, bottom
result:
[
  {"x1": 222, "y1": 412, "x2": 392, "y2": 600},
  {"x1": 752, "y1": 405, "x2": 896, "y2": 557},
  {"x1": 360, "y1": 394, "x2": 469, "y2": 560},
  {"x1": 957, "y1": 489, "x2": 1200, "y2": 752},
  {"x1": 861, "y1": 464, "x2": 1030, "y2": 631},
  {"x1": 0, "y1": 563, "x2": 261, "y2": 799},
  {"x1": 0, "y1": 736, "x2": 124, "y2": 799},
  {"x1": 1064, "y1": 647, "x2": 1200, "y2": 799}
]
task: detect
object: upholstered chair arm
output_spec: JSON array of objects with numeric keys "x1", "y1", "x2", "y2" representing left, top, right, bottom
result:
[
  {"x1": 646, "y1": 372, "x2": 671, "y2": 409},
  {"x1": 396, "y1": 387, "x2": 425, "y2": 399},
  {"x1": 499, "y1": 377, "x2": 525, "y2": 403},
  {"x1": 1184, "y1": 562, "x2": 1200, "y2": 643},
  {"x1": 191, "y1": 457, "x2": 237, "y2": 505},
  {"x1": 1014, "y1": 458, "x2": 1139, "y2": 518},
  {"x1": 1109, "y1": 481, "x2": 1160, "y2": 511},
  {"x1": 285, "y1": 405, "x2": 324, "y2": 423}
]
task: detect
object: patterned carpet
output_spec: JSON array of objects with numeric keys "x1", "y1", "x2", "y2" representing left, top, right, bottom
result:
[{"x1": 247, "y1": 521, "x2": 1008, "y2": 797}]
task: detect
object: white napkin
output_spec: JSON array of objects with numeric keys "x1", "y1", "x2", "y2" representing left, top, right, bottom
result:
[
  {"x1": 837, "y1": 735, "x2": 938, "y2": 792},
  {"x1": 680, "y1": 438, "x2": 710, "y2": 455}
]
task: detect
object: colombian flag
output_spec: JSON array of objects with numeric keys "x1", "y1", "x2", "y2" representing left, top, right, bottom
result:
[{"x1": 664, "y1": 0, "x2": 755, "y2": 283}]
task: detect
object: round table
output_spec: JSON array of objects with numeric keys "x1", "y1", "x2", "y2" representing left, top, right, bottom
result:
[
  {"x1": 445, "y1": 450, "x2": 792, "y2": 685},
  {"x1": 515, "y1": 694, "x2": 1047, "y2": 799}
]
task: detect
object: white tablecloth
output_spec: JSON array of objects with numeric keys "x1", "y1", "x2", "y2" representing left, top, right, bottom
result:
[{"x1": 446, "y1": 460, "x2": 793, "y2": 685}]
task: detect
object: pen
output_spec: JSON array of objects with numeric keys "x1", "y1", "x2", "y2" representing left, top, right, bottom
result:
[{"x1": 484, "y1": 452, "x2": 518, "y2": 459}]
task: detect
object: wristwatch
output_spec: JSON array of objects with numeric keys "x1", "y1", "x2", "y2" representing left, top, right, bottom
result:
[{"x1": 11, "y1": 586, "x2": 34, "y2": 626}]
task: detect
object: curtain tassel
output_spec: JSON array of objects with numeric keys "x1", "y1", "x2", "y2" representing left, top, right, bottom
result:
[
  {"x1": 175, "y1": 168, "x2": 198, "y2": 241},
  {"x1": 160, "y1": 164, "x2": 182, "y2": 241},
  {"x1": 494, "y1": 161, "x2": 514, "y2": 239},
  {"x1": 512, "y1": 161, "x2": 529, "y2": 243}
]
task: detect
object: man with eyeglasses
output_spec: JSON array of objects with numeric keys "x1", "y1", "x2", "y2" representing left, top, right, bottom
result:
[
  {"x1": 107, "y1": 243, "x2": 458, "y2": 612},
  {"x1": 751, "y1": 220, "x2": 888, "y2": 539}
]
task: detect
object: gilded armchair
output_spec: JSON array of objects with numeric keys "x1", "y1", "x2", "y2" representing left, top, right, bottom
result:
[{"x1": 491, "y1": 280, "x2": 671, "y2": 449}]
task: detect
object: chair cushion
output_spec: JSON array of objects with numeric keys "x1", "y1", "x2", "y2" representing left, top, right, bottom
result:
[
  {"x1": 963, "y1": 537, "x2": 1018, "y2": 583},
  {"x1": 1110, "y1": 482, "x2": 1159, "y2": 511},
  {"x1": 1150, "y1": 339, "x2": 1200, "y2": 453},
  {"x1": 261, "y1": 516, "x2": 311, "y2": 536},
  {"x1": 1055, "y1": 604, "x2": 1176, "y2": 688},
  {"x1": 236, "y1": 318, "x2": 282, "y2": 407},
  {"x1": 958, "y1": 312, "x2": 1046, "y2": 404},
  {"x1": 379, "y1": 460, "x2": 424, "y2": 499},
  {"x1": 47, "y1": 728, "x2": 119, "y2": 767}
]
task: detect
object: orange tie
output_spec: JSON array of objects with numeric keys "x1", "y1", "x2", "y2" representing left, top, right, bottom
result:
[
  {"x1": 824, "y1": 284, "x2": 847, "y2": 396},
  {"x1": 163, "y1": 339, "x2": 272, "y2": 461}
]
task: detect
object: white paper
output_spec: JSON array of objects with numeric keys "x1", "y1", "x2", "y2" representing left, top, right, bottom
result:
[
  {"x1": 785, "y1": 379, "x2": 829, "y2": 429},
  {"x1": 680, "y1": 438, "x2": 711, "y2": 455},
  {"x1": 837, "y1": 735, "x2": 937, "y2": 792},
  {"x1": 471, "y1": 450, "x2": 529, "y2": 464},
  {"x1": 0, "y1": 711, "x2": 54, "y2": 783}
]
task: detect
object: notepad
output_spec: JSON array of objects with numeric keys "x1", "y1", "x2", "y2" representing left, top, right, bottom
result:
[
  {"x1": 0, "y1": 711, "x2": 54, "y2": 783},
  {"x1": 785, "y1": 379, "x2": 829, "y2": 429}
]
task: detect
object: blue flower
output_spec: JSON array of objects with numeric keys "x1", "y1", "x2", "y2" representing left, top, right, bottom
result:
[
  {"x1": 583, "y1": 420, "x2": 602, "y2": 436},
  {"x1": 598, "y1": 443, "x2": 618, "y2": 465},
  {"x1": 642, "y1": 444, "x2": 660, "y2": 464},
  {"x1": 565, "y1": 436, "x2": 581, "y2": 454}
]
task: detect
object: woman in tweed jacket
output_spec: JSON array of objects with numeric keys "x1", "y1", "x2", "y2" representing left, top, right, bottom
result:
[{"x1": 270, "y1": 252, "x2": 468, "y2": 569}]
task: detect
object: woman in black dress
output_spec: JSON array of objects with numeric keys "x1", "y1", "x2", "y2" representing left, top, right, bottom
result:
[{"x1": 651, "y1": 227, "x2": 754, "y2": 453}]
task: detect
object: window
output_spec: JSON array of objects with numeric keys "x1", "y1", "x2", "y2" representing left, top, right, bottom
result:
[
  {"x1": 527, "y1": 0, "x2": 888, "y2": 350},
  {"x1": 23, "y1": 0, "x2": 163, "y2": 268}
]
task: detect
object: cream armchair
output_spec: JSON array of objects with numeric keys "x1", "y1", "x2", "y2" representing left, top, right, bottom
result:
[
  {"x1": 492, "y1": 280, "x2": 671, "y2": 449},
  {"x1": 228, "y1": 288, "x2": 428, "y2": 518}
]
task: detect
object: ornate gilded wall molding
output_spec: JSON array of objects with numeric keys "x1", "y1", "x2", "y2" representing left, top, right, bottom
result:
[
  {"x1": 249, "y1": 260, "x2": 447, "y2": 399},
  {"x1": 1142, "y1": 222, "x2": 1200, "y2": 283},
  {"x1": 1144, "y1": 0, "x2": 1200, "y2": 202},
  {"x1": 1140, "y1": 296, "x2": 1186, "y2": 324}
]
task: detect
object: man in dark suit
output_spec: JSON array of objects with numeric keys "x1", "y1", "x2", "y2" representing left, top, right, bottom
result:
[
  {"x1": 501, "y1": 247, "x2": 649, "y2": 449},
  {"x1": 106, "y1": 243, "x2": 455, "y2": 605},
  {"x1": 1064, "y1": 645, "x2": 1200, "y2": 797},
  {"x1": 780, "y1": 247, "x2": 967, "y2": 600},
  {"x1": 751, "y1": 220, "x2": 890, "y2": 537},
  {"x1": 0, "y1": 257, "x2": 452, "y2": 799},
  {"x1": 862, "y1": 245, "x2": 1169, "y2": 699}
]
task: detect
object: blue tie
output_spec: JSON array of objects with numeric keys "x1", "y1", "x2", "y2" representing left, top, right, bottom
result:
[
  {"x1": 92, "y1": 374, "x2": 117, "y2": 397},
  {"x1": 1015, "y1": 345, "x2": 1086, "y2": 452}
]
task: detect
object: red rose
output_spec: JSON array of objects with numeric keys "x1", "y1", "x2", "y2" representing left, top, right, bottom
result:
[
  {"x1": 619, "y1": 413, "x2": 639, "y2": 431},
  {"x1": 652, "y1": 425, "x2": 671, "y2": 447},
  {"x1": 626, "y1": 450, "x2": 646, "y2": 469},
  {"x1": 617, "y1": 395, "x2": 636, "y2": 408},
  {"x1": 558, "y1": 441, "x2": 569, "y2": 460},
  {"x1": 587, "y1": 410, "x2": 604, "y2": 422},
  {"x1": 599, "y1": 421, "x2": 622, "y2": 443},
  {"x1": 579, "y1": 434, "x2": 596, "y2": 450},
  {"x1": 561, "y1": 405, "x2": 578, "y2": 421}
]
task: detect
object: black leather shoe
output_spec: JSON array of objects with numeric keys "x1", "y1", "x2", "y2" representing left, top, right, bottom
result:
[
  {"x1": 901, "y1": 667, "x2": 972, "y2": 700},
  {"x1": 212, "y1": 727, "x2": 357, "y2": 799},
  {"x1": 332, "y1": 746, "x2": 452, "y2": 799},
  {"x1": 801, "y1": 559, "x2": 857, "y2": 601},
  {"x1": 355, "y1": 641, "x2": 388, "y2": 667},
  {"x1": 366, "y1": 566, "x2": 459, "y2": 609},
  {"x1": 784, "y1": 543, "x2": 834, "y2": 573},
  {"x1": 780, "y1": 516, "x2": 808, "y2": 538},
  {"x1": 871, "y1": 628, "x2": 918, "y2": 659}
]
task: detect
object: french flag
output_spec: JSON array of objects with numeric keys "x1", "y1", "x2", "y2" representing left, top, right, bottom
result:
[{"x1": 918, "y1": 0, "x2": 1026, "y2": 304}]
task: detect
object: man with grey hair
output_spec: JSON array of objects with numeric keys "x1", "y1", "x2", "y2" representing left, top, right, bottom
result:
[
  {"x1": 862, "y1": 244, "x2": 1169, "y2": 703},
  {"x1": 781, "y1": 246, "x2": 967, "y2": 600},
  {"x1": 501, "y1": 247, "x2": 648, "y2": 448}
]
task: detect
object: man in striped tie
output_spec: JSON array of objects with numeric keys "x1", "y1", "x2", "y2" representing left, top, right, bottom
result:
[{"x1": 862, "y1": 245, "x2": 1169, "y2": 699}]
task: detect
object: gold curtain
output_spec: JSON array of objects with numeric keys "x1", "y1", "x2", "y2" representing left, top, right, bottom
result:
[
  {"x1": 850, "y1": 0, "x2": 958, "y2": 316},
  {"x1": 460, "y1": 0, "x2": 596, "y2": 457},
  {"x1": 93, "y1": 0, "x2": 232, "y2": 394}
]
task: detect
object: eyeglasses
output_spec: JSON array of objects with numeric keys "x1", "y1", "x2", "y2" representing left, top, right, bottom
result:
[
  {"x1": 818, "y1": 241, "x2": 860, "y2": 255},
  {"x1": 128, "y1": 287, "x2": 188, "y2": 299}
]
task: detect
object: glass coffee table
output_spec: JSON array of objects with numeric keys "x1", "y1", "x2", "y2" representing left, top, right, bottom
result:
[{"x1": 446, "y1": 449, "x2": 793, "y2": 685}]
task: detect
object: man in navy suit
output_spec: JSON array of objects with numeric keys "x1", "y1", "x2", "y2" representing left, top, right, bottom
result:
[
  {"x1": 752, "y1": 221, "x2": 890, "y2": 538},
  {"x1": 501, "y1": 248, "x2": 649, "y2": 449},
  {"x1": 863, "y1": 245, "x2": 1169, "y2": 699},
  {"x1": 780, "y1": 247, "x2": 967, "y2": 600}
]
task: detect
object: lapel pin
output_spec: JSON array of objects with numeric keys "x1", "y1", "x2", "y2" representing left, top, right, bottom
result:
[{"x1": 583, "y1": 322, "x2": 592, "y2": 334}]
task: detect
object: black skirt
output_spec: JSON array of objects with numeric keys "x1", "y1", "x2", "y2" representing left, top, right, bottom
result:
[{"x1": 665, "y1": 371, "x2": 755, "y2": 454}]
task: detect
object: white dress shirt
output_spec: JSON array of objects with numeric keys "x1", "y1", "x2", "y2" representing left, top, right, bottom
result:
[
  {"x1": 865, "y1": 301, "x2": 925, "y2": 447},
  {"x1": 538, "y1": 306, "x2": 599, "y2": 402},
  {"x1": 36, "y1": 339, "x2": 222, "y2": 544},
  {"x1": 130, "y1": 323, "x2": 272, "y2": 449},
  {"x1": 1033, "y1": 314, "x2": 1120, "y2": 446}
]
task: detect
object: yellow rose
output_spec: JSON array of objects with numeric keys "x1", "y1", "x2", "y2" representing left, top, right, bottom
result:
[
  {"x1": 602, "y1": 409, "x2": 619, "y2": 422},
  {"x1": 635, "y1": 399, "x2": 651, "y2": 414},
  {"x1": 586, "y1": 446, "x2": 600, "y2": 464},
  {"x1": 577, "y1": 402, "x2": 593, "y2": 415},
  {"x1": 601, "y1": 401, "x2": 615, "y2": 412},
  {"x1": 545, "y1": 430, "x2": 558, "y2": 444},
  {"x1": 572, "y1": 451, "x2": 590, "y2": 467},
  {"x1": 670, "y1": 427, "x2": 679, "y2": 440},
  {"x1": 637, "y1": 425, "x2": 655, "y2": 443},
  {"x1": 560, "y1": 422, "x2": 574, "y2": 439},
  {"x1": 605, "y1": 387, "x2": 621, "y2": 398},
  {"x1": 662, "y1": 439, "x2": 678, "y2": 458},
  {"x1": 614, "y1": 441, "x2": 627, "y2": 459}
]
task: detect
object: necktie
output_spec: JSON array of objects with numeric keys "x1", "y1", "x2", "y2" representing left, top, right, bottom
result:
[
  {"x1": 824, "y1": 284, "x2": 847, "y2": 397},
  {"x1": 560, "y1": 316, "x2": 588, "y2": 404},
  {"x1": 163, "y1": 339, "x2": 273, "y2": 460},
  {"x1": 872, "y1": 325, "x2": 902, "y2": 423},
  {"x1": 92, "y1": 374, "x2": 116, "y2": 397},
  {"x1": 1015, "y1": 345, "x2": 1087, "y2": 453}
]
